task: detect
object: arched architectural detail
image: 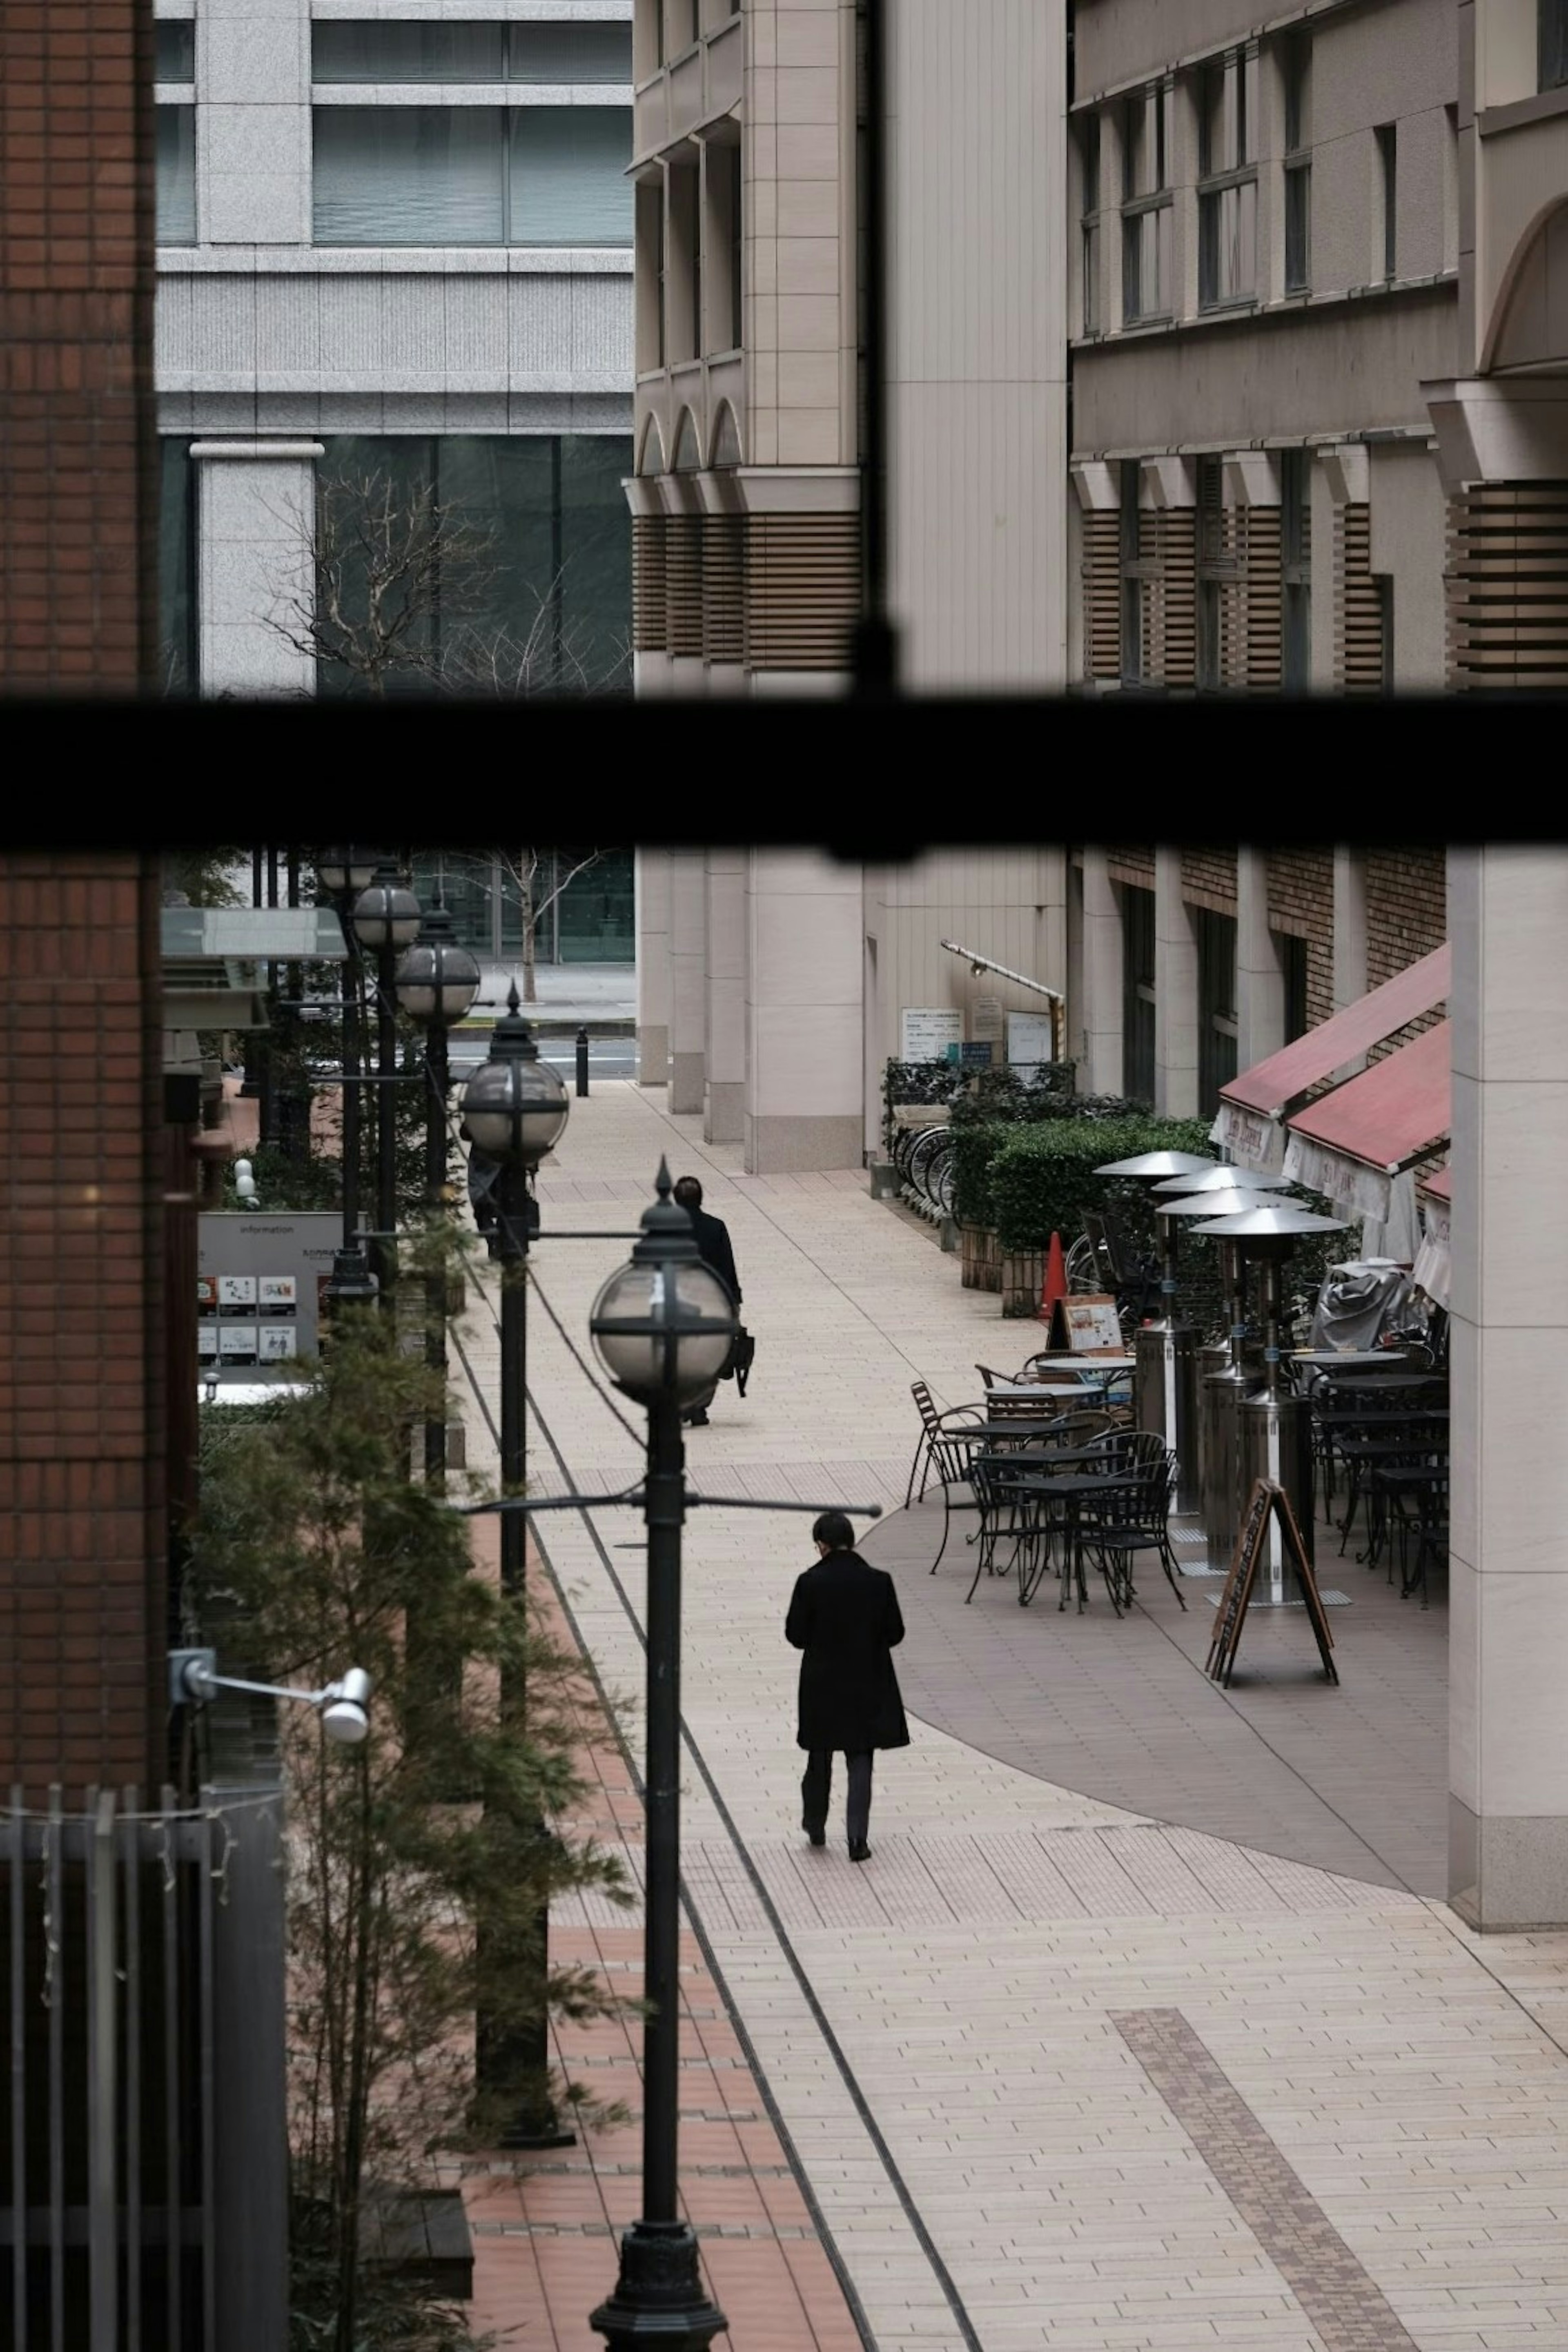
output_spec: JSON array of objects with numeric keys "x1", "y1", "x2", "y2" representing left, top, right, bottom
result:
[
  {"x1": 1482, "y1": 196, "x2": 1568, "y2": 374},
  {"x1": 636, "y1": 414, "x2": 667, "y2": 477},
  {"x1": 710, "y1": 401, "x2": 743, "y2": 468},
  {"x1": 673, "y1": 408, "x2": 703, "y2": 472}
]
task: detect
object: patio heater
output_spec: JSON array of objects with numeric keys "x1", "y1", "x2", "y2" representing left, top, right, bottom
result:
[
  {"x1": 1154, "y1": 1171, "x2": 1288, "y2": 1572},
  {"x1": 1191, "y1": 1198, "x2": 1348, "y2": 1601},
  {"x1": 1094, "y1": 1151, "x2": 1216, "y2": 1513}
]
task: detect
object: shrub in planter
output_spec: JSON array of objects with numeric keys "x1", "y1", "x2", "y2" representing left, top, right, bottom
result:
[{"x1": 990, "y1": 1115, "x2": 1215, "y2": 1260}]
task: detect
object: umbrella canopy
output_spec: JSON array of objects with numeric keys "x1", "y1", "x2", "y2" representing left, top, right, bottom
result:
[
  {"x1": 1152, "y1": 1164, "x2": 1286, "y2": 1195},
  {"x1": 1192, "y1": 1201, "x2": 1348, "y2": 1239},
  {"x1": 1158, "y1": 1186, "x2": 1292, "y2": 1220},
  {"x1": 1095, "y1": 1150, "x2": 1217, "y2": 1180}
]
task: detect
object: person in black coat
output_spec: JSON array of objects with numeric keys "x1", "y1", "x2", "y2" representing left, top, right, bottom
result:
[
  {"x1": 673, "y1": 1174, "x2": 740, "y2": 1428},
  {"x1": 785, "y1": 1512, "x2": 909, "y2": 1862}
]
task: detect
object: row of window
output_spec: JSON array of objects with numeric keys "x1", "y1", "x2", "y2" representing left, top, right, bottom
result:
[
  {"x1": 1079, "y1": 32, "x2": 1409, "y2": 332},
  {"x1": 155, "y1": 19, "x2": 633, "y2": 84},
  {"x1": 156, "y1": 104, "x2": 632, "y2": 245},
  {"x1": 642, "y1": 149, "x2": 743, "y2": 368},
  {"x1": 1116, "y1": 450, "x2": 1323, "y2": 694},
  {"x1": 646, "y1": 0, "x2": 739, "y2": 75},
  {"x1": 1118, "y1": 888, "x2": 1294, "y2": 1117}
]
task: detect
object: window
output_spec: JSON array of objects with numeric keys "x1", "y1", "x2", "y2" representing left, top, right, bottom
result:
[
  {"x1": 315, "y1": 434, "x2": 634, "y2": 696},
  {"x1": 1196, "y1": 909, "x2": 1239, "y2": 1119},
  {"x1": 1119, "y1": 460, "x2": 1145, "y2": 687},
  {"x1": 666, "y1": 0, "x2": 697, "y2": 55},
  {"x1": 1196, "y1": 454, "x2": 1237, "y2": 689},
  {"x1": 1121, "y1": 85, "x2": 1172, "y2": 323},
  {"x1": 708, "y1": 141, "x2": 742, "y2": 352},
  {"x1": 1120, "y1": 884, "x2": 1156, "y2": 1106},
  {"x1": 1281, "y1": 447, "x2": 1311, "y2": 690},
  {"x1": 312, "y1": 22, "x2": 633, "y2": 82},
  {"x1": 158, "y1": 439, "x2": 197, "y2": 695},
  {"x1": 1080, "y1": 112, "x2": 1101, "y2": 334},
  {"x1": 312, "y1": 107, "x2": 633, "y2": 245},
  {"x1": 156, "y1": 105, "x2": 196, "y2": 244},
  {"x1": 656, "y1": 190, "x2": 667, "y2": 364},
  {"x1": 1283, "y1": 33, "x2": 1311, "y2": 293},
  {"x1": 1279, "y1": 932, "x2": 1309, "y2": 1044},
  {"x1": 1377, "y1": 575, "x2": 1395, "y2": 692},
  {"x1": 1543, "y1": 0, "x2": 1568, "y2": 90},
  {"x1": 1197, "y1": 47, "x2": 1258, "y2": 309},
  {"x1": 666, "y1": 163, "x2": 699, "y2": 359},
  {"x1": 1376, "y1": 122, "x2": 1397, "y2": 280},
  {"x1": 155, "y1": 20, "x2": 194, "y2": 82}
]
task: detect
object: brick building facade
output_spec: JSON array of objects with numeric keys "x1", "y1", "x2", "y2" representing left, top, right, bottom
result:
[
  {"x1": 0, "y1": 855, "x2": 169, "y2": 1800},
  {"x1": 0, "y1": 2, "x2": 158, "y2": 692}
]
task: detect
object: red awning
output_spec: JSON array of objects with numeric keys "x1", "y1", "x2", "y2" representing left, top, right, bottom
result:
[
  {"x1": 1418, "y1": 1164, "x2": 1450, "y2": 1205},
  {"x1": 1221, "y1": 944, "x2": 1450, "y2": 1120},
  {"x1": 1281, "y1": 1022, "x2": 1451, "y2": 1222}
]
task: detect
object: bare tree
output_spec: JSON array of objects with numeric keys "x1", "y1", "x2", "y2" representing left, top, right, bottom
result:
[
  {"x1": 263, "y1": 466, "x2": 631, "y2": 706},
  {"x1": 491, "y1": 845, "x2": 616, "y2": 1002}
]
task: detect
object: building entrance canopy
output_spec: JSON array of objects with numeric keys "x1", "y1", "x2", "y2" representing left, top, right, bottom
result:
[
  {"x1": 1283, "y1": 1020, "x2": 1451, "y2": 1225},
  {"x1": 1214, "y1": 944, "x2": 1449, "y2": 1175}
]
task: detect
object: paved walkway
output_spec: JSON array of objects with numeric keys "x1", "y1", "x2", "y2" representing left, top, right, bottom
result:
[{"x1": 454, "y1": 1080, "x2": 1568, "y2": 2352}]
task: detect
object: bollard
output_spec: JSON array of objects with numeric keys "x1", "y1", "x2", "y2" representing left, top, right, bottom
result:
[{"x1": 576, "y1": 1027, "x2": 590, "y2": 1097}]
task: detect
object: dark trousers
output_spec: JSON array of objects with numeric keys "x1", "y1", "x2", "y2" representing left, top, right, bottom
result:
[{"x1": 802, "y1": 1750, "x2": 873, "y2": 1845}]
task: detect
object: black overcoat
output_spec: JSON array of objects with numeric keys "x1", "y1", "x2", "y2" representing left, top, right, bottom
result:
[
  {"x1": 785, "y1": 1551, "x2": 909, "y2": 1753},
  {"x1": 689, "y1": 1206, "x2": 741, "y2": 1307}
]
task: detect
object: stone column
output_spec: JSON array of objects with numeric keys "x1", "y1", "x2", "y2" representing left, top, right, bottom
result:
[
  {"x1": 668, "y1": 849, "x2": 708, "y2": 1115},
  {"x1": 198, "y1": 0, "x2": 310, "y2": 247},
  {"x1": 743, "y1": 850, "x2": 862, "y2": 1172},
  {"x1": 1079, "y1": 847, "x2": 1123, "y2": 1095},
  {"x1": 1449, "y1": 844, "x2": 1568, "y2": 1929},
  {"x1": 704, "y1": 850, "x2": 746, "y2": 1143},
  {"x1": 635, "y1": 847, "x2": 672, "y2": 1086},
  {"x1": 1236, "y1": 845, "x2": 1283, "y2": 1075},
  {"x1": 190, "y1": 442, "x2": 320, "y2": 697},
  {"x1": 1153, "y1": 845, "x2": 1198, "y2": 1118}
]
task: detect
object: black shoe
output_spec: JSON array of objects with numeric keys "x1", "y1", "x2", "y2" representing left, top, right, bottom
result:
[
  {"x1": 685, "y1": 1408, "x2": 710, "y2": 1426},
  {"x1": 848, "y1": 1839, "x2": 871, "y2": 1863},
  {"x1": 802, "y1": 1819, "x2": 826, "y2": 1847}
]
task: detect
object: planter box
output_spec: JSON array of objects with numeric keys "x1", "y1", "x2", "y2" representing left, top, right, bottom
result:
[
  {"x1": 961, "y1": 1225, "x2": 1002, "y2": 1292},
  {"x1": 362, "y1": 2188, "x2": 474, "y2": 2301},
  {"x1": 1000, "y1": 1247, "x2": 1046, "y2": 1318}
]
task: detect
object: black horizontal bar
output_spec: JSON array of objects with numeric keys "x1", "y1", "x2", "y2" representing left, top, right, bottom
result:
[
  {"x1": 454, "y1": 1492, "x2": 643, "y2": 1515},
  {"x1": 687, "y1": 1496, "x2": 885, "y2": 1517}
]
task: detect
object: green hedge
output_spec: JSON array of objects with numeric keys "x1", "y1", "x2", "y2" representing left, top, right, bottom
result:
[{"x1": 990, "y1": 1115, "x2": 1215, "y2": 1256}]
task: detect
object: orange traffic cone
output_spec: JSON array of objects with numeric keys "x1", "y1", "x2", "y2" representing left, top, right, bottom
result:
[{"x1": 1039, "y1": 1229, "x2": 1068, "y2": 1330}]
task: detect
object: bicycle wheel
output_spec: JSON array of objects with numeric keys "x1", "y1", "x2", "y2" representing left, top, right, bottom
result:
[
  {"x1": 932, "y1": 1139, "x2": 956, "y2": 1216},
  {"x1": 1065, "y1": 1236, "x2": 1098, "y2": 1292},
  {"x1": 908, "y1": 1127, "x2": 946, "y2": 1207}
]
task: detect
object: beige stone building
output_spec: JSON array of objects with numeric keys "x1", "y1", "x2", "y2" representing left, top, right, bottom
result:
[
  {"x1": 1069, "y1": 0, "x2": 1461, "y2": 693},
  {"x1": 625, "y1": 0, "x2": 1068, "y2": 693},
  {"x1": 1425, "y1": 0, "x2": 1568, "y2": 681}
]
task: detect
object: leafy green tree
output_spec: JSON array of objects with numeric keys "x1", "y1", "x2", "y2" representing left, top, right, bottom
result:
[{"x1": 192, "y1": 1302, "x2": 632, "y2": 2352}]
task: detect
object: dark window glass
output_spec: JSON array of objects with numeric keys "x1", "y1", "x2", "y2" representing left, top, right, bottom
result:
[
  {"x1": 312, "y1": 23, "x2": 506, "y2": 79},
  {"x1": 156, "y1": 20, "x2": 195, "y2": 80},
  {"x1": 1280, "y1": 933, "x2": 1309, "y2": 1042},
  {"x1": 1196, "y1": 909, "x2": 1239, "y2": 1117},
  {"x1": 1377, "y1": 123, "x2": 1397, "y2": 278},
  {"x1": 158, "y1": 438, "x2": 197, "y2": 695},
  {"x1": 1121, "y1": 884, "x2": 1156, "y2": 1105},
  {"x1": 156, "y1": 105, "x2": 196, "y2": 243},
  {"x1": 1542, "y1": 0, "x2": 1568, "y2": 89}
]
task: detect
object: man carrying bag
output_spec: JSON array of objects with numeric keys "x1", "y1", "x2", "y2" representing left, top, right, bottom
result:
[{"x1": 672, "y1": 1174, "x2": 746, "y2": 1424}]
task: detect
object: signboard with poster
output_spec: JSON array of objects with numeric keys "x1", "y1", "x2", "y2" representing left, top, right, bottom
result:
[
  {"x1": 1007, "y1": 1011, "x2": 1056, "y2": 1069},
  {"x1": 198, "y1": 1212, "x2": 341, "y2": 1388},
  {"x1": 900, "y1": 1007, "x2": 962, "y2": 1063}
]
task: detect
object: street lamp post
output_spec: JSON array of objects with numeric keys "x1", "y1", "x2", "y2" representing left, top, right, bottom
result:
[
  {"x1": 460, "y1": 981, "x2": 573, "y2": 2147},
  {"x1": 316, "y1": 845, "x2": 381, "y2": 1301},
  {"x1": 588, "y1": 1163, "x2": 735, "y2": 2352},
  {"x1": 396, "y1": 902, "x2": 481, "y2": 1483},
  {"x1": 352, "y1": 858, "x2": 423, "y2": 1302}
]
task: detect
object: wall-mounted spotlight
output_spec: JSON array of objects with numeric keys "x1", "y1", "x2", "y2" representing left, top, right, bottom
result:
[{"x1": 169, "y1": 1649, "x2": 372, "y2": 1745}]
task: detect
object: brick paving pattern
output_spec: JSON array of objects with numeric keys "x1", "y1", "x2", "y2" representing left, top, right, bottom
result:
[{"x1": 1112, "y1": 2008, "x2": 1419, "y2": 2352}]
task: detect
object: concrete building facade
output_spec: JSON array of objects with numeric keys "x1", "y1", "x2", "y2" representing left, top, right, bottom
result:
[
  {"x1": 152, "y1": 0, "x2": 637, "y2": 696},
  {"x1": 626, "y1": 0, "x2": 1069, "y2": 694},
  {"x1": 1069, "y1": 0, "x2": 1461, "y2": 694},
  {"x1": 1425, "y1": 0, "x2": 1568, "y2": 682}
]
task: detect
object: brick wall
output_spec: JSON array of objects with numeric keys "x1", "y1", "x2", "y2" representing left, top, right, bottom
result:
[
  {"x1": 0, "y1": 857, "x2": 168, "y2": 1799},
  {"x1": 1266, "y1": 847, "x2": 1336, "y2": 1031},
  {"x1": 1180, "y1": 847, "x2": 1238, "y2": 916},
  {"x1": 0, "y1": 3, "x2": 158, "y2": 691},
  {"x1": 1366, "y1": 846, "x2": 1447, "y2": 1057}
]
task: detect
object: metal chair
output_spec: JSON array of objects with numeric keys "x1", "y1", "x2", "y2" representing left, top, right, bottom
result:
[
  {"x1": 906, "y1": 1380, "x2": 983, "y2": 1507},
  {"x1": 1078, "y1": 1450, "x2": 1186, "y2": 1610}
]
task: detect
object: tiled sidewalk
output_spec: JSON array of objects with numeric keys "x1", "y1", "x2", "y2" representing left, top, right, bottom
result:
[{"x1": 449, "y1": 1081, "x2": 1568, "y2": 2352}]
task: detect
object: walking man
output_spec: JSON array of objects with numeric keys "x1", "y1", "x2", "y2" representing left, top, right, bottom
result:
[
  {"x1": 673, "y1": 1174, "x2": 740, "y2": 1428},
  {"x1": 786, "y1": 1513, "x2": 909, "y2": 1862}
]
